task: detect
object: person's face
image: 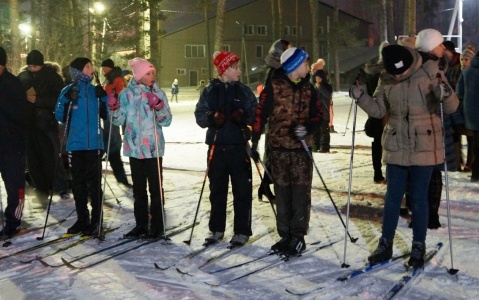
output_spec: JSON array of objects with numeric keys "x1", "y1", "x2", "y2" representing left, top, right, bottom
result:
[
  {"x1": 102, "y1": 66, "x2": 112, "y2": 75},
  {"x1": 430, "y1": 43, "x2": 445, "y2": 58},
  {"x1": 139, "y1": 70, "x2": 156, "y2": 86},
  {"x1": 82, "y1": 62, "x2": 94, "y2": 77},
  {"x1": 222, "y1": 62, "x2": 241, "y2": 82},
  {"x1": 296, "y1": 60, "x2": 310, "y2": 78},
  {"x1": 460, "y1": 57, "x2": 471, "y2": 69},
  {"x1": 27, "y1": 65, "x2": 42, "y2": 73}
]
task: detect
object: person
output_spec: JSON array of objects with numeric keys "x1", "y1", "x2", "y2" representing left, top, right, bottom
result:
[
  {"x1": 194, "y1": 50, "x2": 257, "y2": 247},
  {"x1": 100, "y1": 58, "x2": 131, "y2": 187},
  {"x1": 360, "y1": 41, "x2": 389, "y2": 183},
  {"x1": 17, "y1": 50, "x2": 70, "y2": 200},
  {"x1": 196, "y1": 79, "x2": 206, "y2": 96},
  {"x1": 251, "y1": 47, "x2": 322, "y2": 257},
  {"x1": 350, "y1": 43, "x2": 459, "y2": 268},
  {"x1": 312, "y1": 70, "x2": 332, "y2": 153},
  {"x1": 311, "y1": 58, "x2": 336, "y2": 133},
  {"x1": 0, "y1": 47, "x2": 28, "y2": 237},
  {"x1": 171, "y1": 78, "x2": 179, "y2": 103},
  {"x1": 457, "y1": 51, "x2": 479, "y2": 182},
  {"x1": 257, "y1": 39, "x2": 291, "y2": 202},
  {"x1": 414, "y1": 29, "x2": 458, "y2": 229},
  {"x1": 55, "y1": 57, "x2": 108, "y2": 236},
  {"x1": 443, "y1": 41, "x2": 461, "y2": 88},
  {"x1": 109, "y1": 58, "x2": 172, "y2": 239}
]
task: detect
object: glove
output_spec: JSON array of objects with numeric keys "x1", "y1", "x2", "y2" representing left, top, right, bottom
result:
[
  {"x1": 250, "y1": 141, "x2": 260, "y2": 163},
  {"x1": 434, "y1": 82, "x2": 452, "y2": 101},
  {"x1": 349, "y1": 83, "x2": 364, "y2": 99},
  {"x1": 95, "y1": 85, "x2": 107, "y2": 98},
  {"x1": 294, "y1": 125, "x2": 307, "y2": 140},
  {"x1": 230, "y1": 108, "x2": 244, "y2": 124},
  {"x1": 208, "y1": 111, "x2": 225, "y2": 127},
  {"x1": 66, "y1": 86, "x2": 78, "y2": 102},
  {"x1": 107, "y1": 93, "x2": 119, "y2": 111},
  {"x1": 147, "y1": 92, "x2": 164, "y2": 110}
]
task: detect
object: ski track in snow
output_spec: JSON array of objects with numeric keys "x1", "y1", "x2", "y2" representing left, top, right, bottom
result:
[{"x1": 0, "y1": 90, "x2": 478, "y2": 299}]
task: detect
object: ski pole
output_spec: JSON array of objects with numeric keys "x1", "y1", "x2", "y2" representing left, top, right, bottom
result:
[
  {"x1": 98, "y1": 111, "x2": 114, "y2": 240},
  {"x1": 341, "y1": 97, "x2": 359, "y2": 268},
  {"x1": 184, "y1": 130, "x2": 218, "y2": 246},
  {"x1": 437, "y1": 74, "x2": 458, "y2": 275},
  {"x1": 105, "y1": 178, "x2": 121, "y2": 205},
  {"x1": 37, "y1": 100, "x2": 74, "y2": 241},
  {"x1": 246, "y1": 142, "x2": 276, "y2": 217},
  {"x1": 95, "y1": 74, "x2": 106, "y2": 240},
  {"x1": 299, "y1": 139, "x2": 358, "y2": 245},
  {"x1": 150, "y1": 87, "x2": 168, "y2": 242},
  {"x1": 342, "y1": 100, "x2": 354, "y2": 136}
]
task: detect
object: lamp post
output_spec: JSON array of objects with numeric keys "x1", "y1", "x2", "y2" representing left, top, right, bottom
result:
[{"x1": 235, "y1": 21, "x2": 250, "y2": 85}]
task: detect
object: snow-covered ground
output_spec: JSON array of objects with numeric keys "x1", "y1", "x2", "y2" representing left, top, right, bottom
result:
[{"x1": 0, "y1": 87, "x2": 478, "y2": 300}]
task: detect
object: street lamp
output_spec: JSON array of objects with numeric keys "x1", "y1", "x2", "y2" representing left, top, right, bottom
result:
[{"x1": 19, "y1": 23, "x2": 32, "y2": 53}]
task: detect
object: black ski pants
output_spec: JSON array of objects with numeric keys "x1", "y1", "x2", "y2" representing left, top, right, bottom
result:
[
  {"x1": 69, "y1": 150, "x2": 103, "y2": 225},
  {"x1": 129, "y1": 157, "x2": 164, "y2": 232},
  {"x1": 208, "y1": 145, "x2": 252, "y2": 236},
  {"x1": 0, "y1": 150, "x2": 26, "y2": 230}
]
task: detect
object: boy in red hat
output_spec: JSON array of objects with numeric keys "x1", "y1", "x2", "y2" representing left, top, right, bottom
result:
[{"x1": 194, "y1": 51, "x2": 257, "y2": 247}]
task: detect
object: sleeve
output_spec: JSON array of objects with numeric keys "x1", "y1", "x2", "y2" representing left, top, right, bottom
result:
[
  {"x1": 35, "y1": 72, "x2": 65, "y2": 109},
  {"x1": 356, "y1": 76, "x2": 388, "y2": 119},
  {"x1": 55, "y1": 85, "x2": 72, "y2": 123},
  {"x1": 242, "y1": 86, "x2": 258, "y2": 126},
  {"x1": 456, "y1": 73, "x2": 464, "y2": 99},
  {"x1": 154, "y1": 86, "x2": 172, "y2": 127},
  {"x1": 0, "y1": 77, "x2": 27, "y2": 127},
  {"x1": 305, "y1": 87, "x2": 322, "y2": 135},
  {"x1": 194, "y1": 88, "x2": 213, "y2": 129},
  {"x1": 110, "y1": 89, "x2": 127, "y2": 126},
  {"x1": 113, "y1": 77, "x2": 124, "y2": 95},
  {"x1": 251, "y1": 80, "x2": 274, "y2": 143}
]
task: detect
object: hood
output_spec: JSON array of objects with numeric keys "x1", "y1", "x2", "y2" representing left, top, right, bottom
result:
[{"x1": 364, "y1": 62, "x2": 383, "y2": 75}]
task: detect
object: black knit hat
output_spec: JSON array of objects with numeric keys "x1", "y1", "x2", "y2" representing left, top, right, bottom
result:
[
  {"x1": 70, "y1": 57, "x2": 92, "y2": 71},
  {"x1": 101, "y1": 58, "x2": 114, "y2": 68},
  {"x1": 26, "y1": 50, "x2": 44, "y2": 65},
  {"x1": 381, "y1": 45, "x2": 414, "y2": 76},
  {"x1": 0, "y1": 47, "x2": 6, "y2": 66},
  {"x1": 443, "y1": 41, "x2": 456, "y2": 53}
]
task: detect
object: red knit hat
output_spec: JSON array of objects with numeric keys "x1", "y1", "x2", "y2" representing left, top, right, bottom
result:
[{"x1": 213, "y1": 51, "x2": 240, "y2": 75}]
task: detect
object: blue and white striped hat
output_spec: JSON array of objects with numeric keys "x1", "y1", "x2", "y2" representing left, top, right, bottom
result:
[{"x1": 280, "y1": 47, "x2": 308, "y2": 74}]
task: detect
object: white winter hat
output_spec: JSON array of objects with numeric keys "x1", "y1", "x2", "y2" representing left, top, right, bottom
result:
[{"x1": 415, "y1": 29, "x2": 444, "y2": 52}]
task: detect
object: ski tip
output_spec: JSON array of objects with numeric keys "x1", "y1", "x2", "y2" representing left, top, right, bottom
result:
[
  {"x1": 38, "y1": 258, "x2": 51, "y2": 267},
  {"x1": 154, "y1": 262, "x2": 169, "y2": 270},
  {"x1": 61, "y1": 257, "x2": 78, "y2": 270},
  {"x1": 204, "y1": 280, "x2": 220, "y2": 287}
]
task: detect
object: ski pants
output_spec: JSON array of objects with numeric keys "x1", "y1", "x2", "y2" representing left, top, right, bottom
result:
[
  {"x1": 129, "y1": 157, "x2": 164, "y2": 232},
  {"x1": 0, "y1": 151, "x2": 26, "y2": 229},
  {"x1": 269, "y1": 149, "x2": 312, "y2": 238},
  {"x1": 208, "y1": 145, "x2": 252, "y2": 236},
  {"x1": 382, "y1": 164, "x2": 433, "y2": 243},
  {"x1": 69, "y1": 150, "x2": 103, "y2": 225}
]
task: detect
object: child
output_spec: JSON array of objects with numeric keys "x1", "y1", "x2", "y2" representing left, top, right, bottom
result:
[
  {"x1": 171, "y1": 79, "x2": 179, "y2": 103},
  {"x1": 55, "y1": 57, "x2": 108, "y2": 236},
  {"x1": 196, "y1": 79, "x2": 206, "y2": 96},
  {"x1": 108, "y1": 58, "x2": 172, "y2": 239},
  {"x1": 194, "y1": 51, "x2": 257, "y2": 247},
  {"x1": 251, "y1": 47, "x2": 322, "y2": 257}
]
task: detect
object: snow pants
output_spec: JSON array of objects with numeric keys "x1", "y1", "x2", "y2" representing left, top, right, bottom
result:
[
  {"x1": 129, "y1": 157, "x2": 164, "y2": 232},
  {"x1": 69, "y1": 150, "x2": 103, "y2": 226},
  {"x1": 269, "y1": 149, "x2": 312, "y2": 238},
  {"x1": 208, "y1": 145, "x2": 252, "y2": 236},
  {"x1": 0, "y1": 150, "x2": 26, "y2": 230}
]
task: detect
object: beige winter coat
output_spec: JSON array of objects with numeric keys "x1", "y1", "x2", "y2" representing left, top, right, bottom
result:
[{"x1": 357, "y1": 48, "x2": 459, "y2": 166}]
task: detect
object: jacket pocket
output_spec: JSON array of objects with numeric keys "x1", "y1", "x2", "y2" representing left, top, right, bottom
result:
[
  {"x1": 414, "y1": 124, "x2": 437, "y2": 152},
  {"x1": 382, "y1": 127, "x2": 399, "y2": 152}
]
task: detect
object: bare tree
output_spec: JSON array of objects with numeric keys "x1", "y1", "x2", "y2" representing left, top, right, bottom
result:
[
  {"x1": 9, "y1": 0, "x2": 21, "y2": 73},
  {"x1": 386, "y1": 0, "x2": 395, "y2": 42},
  {"x1": 197, "y1": 0, "x2": 212, "y2": 78},
  {"x1": 213, "y1": 0, "x2": 225, "y2": 52},
  {"x1": 407, "y1": 0, "x2": 416, "y2": 36},
  {"x1": 277, "y1": 0, "x2": 283, "y2": 38},
  {"x1": 309, "y1": 0, "x2": 320, "y2": 60},
  {"x1": 270, "y1": 0, "x2": 276, "y2": 41}
]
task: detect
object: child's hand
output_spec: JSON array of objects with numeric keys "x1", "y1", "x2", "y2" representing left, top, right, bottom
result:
[
  {"x1": 147, "y1": 93, "x2": 164, "y2": 110},
  {"x1": 108, "y1": 93, "x2": 119, "y2": 110}
]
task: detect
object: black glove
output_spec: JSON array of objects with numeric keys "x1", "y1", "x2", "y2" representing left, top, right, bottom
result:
[
  {"x1": 66, "y1": 85, "x2": 78, "y2": 102},
  {"x1": 207, "y1": 111, "x2": 225, "y2": 127},
  {"x1": 250, "y1": 141, "x2": 260, "y2": 163},
  {"x1": 95, "y1": 85, "x2": 107, "y2": 98},
  {"x1": 230, "y1": 108, "x2": 244, "y2": 124}
]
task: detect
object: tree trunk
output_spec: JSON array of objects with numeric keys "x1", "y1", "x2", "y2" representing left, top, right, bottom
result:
[
  {"x1": 277, "y1": 0, "x2": 283, "y2": 37},
  {"x1": 213, "y1": 0, "x2": 225, "y2": 52},
  {"x1": 295, "y1": 0, "x2": 299, "y2": 46},
  {"x1": 9, "y1": 0, "x2": 21, "y2": 73},
  {"x1": 149, "y1": 0, "x2": 160, "y2": 71},
  {"x1": 333, "y1": 1, "x2": 340, "y2": 91},
  {"x1": 386, "y1": 0, "x2": 395, "y2": 43},
  {"x1": 270, "y1": 0, "x2": 276, "y2": 41},
  {"x1": 204, "y1": 5, "x2": 212, "y2": 78},
  {"x1": 379, "y1": 0, "x2": 387, "y2": 42},
  {"x1": 408, "y1": 0, "x2": 416, "y2": 36},
  {"x1": 309, "y1": 0, "x2": 319, "y2": 60}
]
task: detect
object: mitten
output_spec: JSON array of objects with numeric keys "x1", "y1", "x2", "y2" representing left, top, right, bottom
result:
[
  {"x1": 107, "y1": 93, "x2": 119, "y2": 110},
  {"x1": 147, "y1": 92, "x2": 164, "y2": 110}
]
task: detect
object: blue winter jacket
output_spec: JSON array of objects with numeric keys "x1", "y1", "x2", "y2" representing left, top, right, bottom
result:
[
  {"x1": 110, "y1": 79, "x2": 172, "y2": 159},
  {"x1": 55, "y1": 81, "x2": 107, "y2": 151}
]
